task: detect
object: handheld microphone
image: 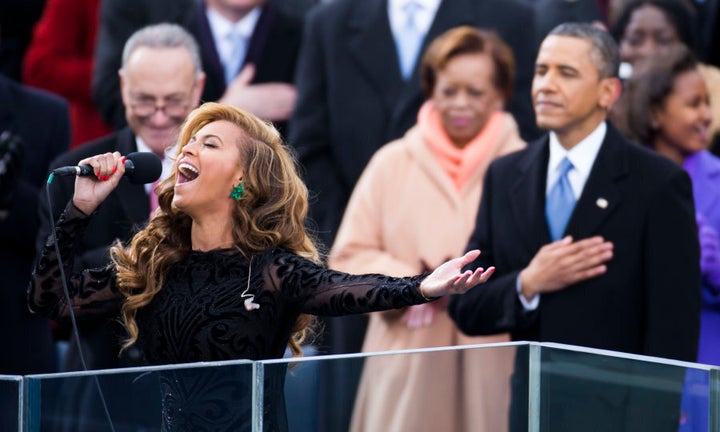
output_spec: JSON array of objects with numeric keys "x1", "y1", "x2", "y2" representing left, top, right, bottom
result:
[{"x1": 52, "y1": 151, "x2": 163, "y2": 184}]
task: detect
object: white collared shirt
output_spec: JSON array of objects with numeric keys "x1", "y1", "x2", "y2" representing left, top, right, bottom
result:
[
  {"x1": 387, "y1": 0, "x2": 441, "y2": 41},
  {"x1": 135, "y1": 136, "x2": 176, "y2": 194},
  {"x1": 206, "y1": 6, "x2": 261, "y2": 71},
  {"x1": 517, "y1": 121, "x2": 608, "y2": 311},
  {"x1": 546, "y1": 121, "x2": 607, "y2": 199}
]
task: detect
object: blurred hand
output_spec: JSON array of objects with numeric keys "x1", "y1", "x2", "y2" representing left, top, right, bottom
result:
[
  {"x1": 419, "y1": 250, "x2": 494, "y2": 297},
  {"x1": 519, "y1": 236, "x2": 613, "y2": 300},
  {"x1": 402, "y1": 297, "x2": 449, "y2": 329},
  {"x1": 219, "y1": 64, "x2": 297, "y2": 121},
  {"x1": 72, "y1": 152, "x2": 126, "y2": 215},
  {"x1": 698, "y1": 214, "x2": 720, "y2": 289}
]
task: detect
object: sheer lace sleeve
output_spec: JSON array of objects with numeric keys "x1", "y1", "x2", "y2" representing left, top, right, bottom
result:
[
  {"x1": 262, "y1": 248, "x2": 431, "y2": 316},
  {"x1": 28, "y1": 203, "x2": 122, "y2": 319}
]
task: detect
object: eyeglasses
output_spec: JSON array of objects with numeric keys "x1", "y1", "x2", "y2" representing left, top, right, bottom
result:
[{"x1": 128, "y1": 96, "x2": 192, "y2": 118}]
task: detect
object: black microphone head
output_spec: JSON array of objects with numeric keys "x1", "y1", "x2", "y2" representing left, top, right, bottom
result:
[{"x1": 125, "y1": 152, "x2": 162, "y2": 184}]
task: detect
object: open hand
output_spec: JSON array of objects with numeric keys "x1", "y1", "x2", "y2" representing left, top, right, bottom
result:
[
  {"x1": 419, "y1": 250, "x2": 495, "y2": 298},
  {"x1": 519, "y1": 235, "x2": 613, "y2": 300},
  {"x1": 698, "y1": 214, "x2": 720, "y2": 289},
  {"x1": 220, "y1": 64, "x2": 297, "y2": 121}
]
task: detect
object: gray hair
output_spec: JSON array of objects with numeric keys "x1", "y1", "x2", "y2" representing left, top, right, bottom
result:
[
  {"x1": 549, "y1": 23, "x2": 620, "y2": 79},
  {"x1": 121, "y1": 23, "x2": 203, "y2": 78}
]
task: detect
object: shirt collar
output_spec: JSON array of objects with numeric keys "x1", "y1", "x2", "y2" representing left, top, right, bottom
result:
[
  {"x1": 206, "y1": 6, "x2": 261, "y2": 40},
  {"x1": 135, "y1": 136, "x2": 177, "y2": 189},
  {"x1": 388, "y1": 0, "x2": 441, "y2": 34},
  {"x1": 548, "y1": 121, "x2": 606, "y2": 179}
]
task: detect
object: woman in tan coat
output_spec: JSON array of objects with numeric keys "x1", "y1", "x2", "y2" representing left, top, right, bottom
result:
[{"x1": 329, "y1": 27, "x2": 526, "y2": 432}]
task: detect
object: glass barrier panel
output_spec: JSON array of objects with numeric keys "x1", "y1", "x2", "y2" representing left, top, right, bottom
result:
[
  {"x1": 24, "y1": 360, "x2": 253, "y2": 432},
  {"x1": 538, "y1": 343, "x2": 715, "y2": 432},
  {"x1": 711, "y1": 369, "x2": 720, "y2": 432},
  {"x1": 0, "y1": 375, "x2": 22, "y2": 432},
  {"x1": 262, "y1": 342, "x2": 526, "y2": 432}
]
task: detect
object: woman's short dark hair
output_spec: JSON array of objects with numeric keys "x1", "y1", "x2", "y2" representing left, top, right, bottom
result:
[
  {"x1": 420, "y1": 26, "x2": 515, "y2": 103},
  {"x1": 624, "y1": 44, "x2": 699, "y2": 144}
]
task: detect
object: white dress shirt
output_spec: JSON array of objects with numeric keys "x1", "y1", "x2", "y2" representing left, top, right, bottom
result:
[
  {"x1": 135, "y1": 137, "x2": 175, "y2": 195},
  {"x1": 387, "y1": 0, "x2": 441, "y2": 78},
  {"x1": 387, "y1": 0, "x2": 441, "y2": 38},
  {"x1": 206, "y1": 6, "x2": 262, "y2": 82},
  {"x1": 517, "y1": 121, "x2": 608, "y2": 310}
]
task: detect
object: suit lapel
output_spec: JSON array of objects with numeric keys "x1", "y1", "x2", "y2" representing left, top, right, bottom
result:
[
  {"x1": 565, "y1": 125, "x2": 629, "y2": 239},
  {"x1": 510, "y1": 137, "x2": 552, "y2": 252},
  {"x1": 347, "y1": 0, "x2": 403, "y2": 114},
  {"x1": 244, "y1": 3, "x2": 274, "y2": 68},
  {"x1": 114, "y1": 129, "x2": 152, "y2": 224},
  {"x1": 195, "y1": 1, "x2": 226, "y2": 100}
]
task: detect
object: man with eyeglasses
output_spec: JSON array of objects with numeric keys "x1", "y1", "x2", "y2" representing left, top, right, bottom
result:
[{"x1": 33, "y1": 23, "x2": 205, "y2": 430}]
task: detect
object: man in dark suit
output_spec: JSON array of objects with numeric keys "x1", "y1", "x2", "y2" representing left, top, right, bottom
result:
[
  {"x1": 35, "y1": 23, "x2": 204, "y2": 430},
  {"x1": 449, "y1": 23, "x2": 700, "y2": 431},
  {"x1": 523, "y1": 0, "x2": 605, "y2": 40},
  {"x1": 0, "y1": 72, "x2": 69, "y2": 429},
  {"x1": 0, "y1": 74, "x2": 69, "y2": 375},
  {"x1": 92, "y1": 0, "x2": 305, "y2": 135}
]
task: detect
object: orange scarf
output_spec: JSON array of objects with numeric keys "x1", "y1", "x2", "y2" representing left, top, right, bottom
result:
[{"x1": 418, "y1": 101, "x2": 505, "y2": 191}]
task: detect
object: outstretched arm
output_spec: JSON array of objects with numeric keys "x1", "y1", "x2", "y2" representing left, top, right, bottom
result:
[
  {"x1": 418, "y1": 250, "x2": 494, "y2": 298},
  {"x1": 267, "y1": 249, "x2": 494, "y2": 316}
]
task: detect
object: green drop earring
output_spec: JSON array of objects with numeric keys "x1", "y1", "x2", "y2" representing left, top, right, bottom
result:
[{"x1": 230, "y1": 183, "x2": 245, "y2": 201}]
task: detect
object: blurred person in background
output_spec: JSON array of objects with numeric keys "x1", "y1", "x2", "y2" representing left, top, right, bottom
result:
[
  {"x1": 330, "y1": 26, "x2": 524, "y2": 432},
  {"x1": 0, "y1": 0, "x2": 45, "y2": 81},
  {"x1": 93, "y1": 0, "x2": 308, "y2": 137},
  {"x1": 0, "y1": 57, "x2": 69, "y2": 377},
  {"x1": 0, "y1": 67, "x2": 68, "y2": 429},
  {"x1": 23, "y1": 0, "x2": 112, "y2": 148},
  {"x1": 619, "y1": 45, "x2": 719, "y2": 431},
  {"x1": 610, "y1": 0, "x2": 720, "y2": 155},
  {"x1": 290, "y1": 2, "x2": 537, "y2": 428},
  {"x1": 0, "y1": 74, "x2": 69, "y2": 374}
]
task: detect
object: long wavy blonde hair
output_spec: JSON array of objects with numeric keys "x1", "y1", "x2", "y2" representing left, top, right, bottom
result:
[{"x1": 110, "y1": 102, "x2": 319, "y2": 357}]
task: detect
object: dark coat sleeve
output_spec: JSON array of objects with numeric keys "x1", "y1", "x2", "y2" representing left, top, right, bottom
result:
[
  {"x1": 287, "y1": 6, "x2": 347, "y2": 248},
  {"x1": 92, "y1": 0, "x2": 145, "y2": 129},
  {"x1": 448, "y1": 162, "x2": 536, "y2": 337},
  {"x1": 642, "y1": 168, "x2": 700, "y2": 362}
]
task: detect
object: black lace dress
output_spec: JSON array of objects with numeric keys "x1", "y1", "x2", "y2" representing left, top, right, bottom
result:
[{"x1": 28, "y1": 205, "x2": 430, "y2": 431}]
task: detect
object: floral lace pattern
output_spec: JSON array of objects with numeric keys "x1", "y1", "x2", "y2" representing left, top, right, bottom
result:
[{"x1": 29, "y1": 204, "x2": 429, "y2": 363}]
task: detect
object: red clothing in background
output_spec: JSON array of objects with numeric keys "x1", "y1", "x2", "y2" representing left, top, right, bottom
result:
[{"x1": 23, "y1": 0, "x2": 111, "y2": 147}]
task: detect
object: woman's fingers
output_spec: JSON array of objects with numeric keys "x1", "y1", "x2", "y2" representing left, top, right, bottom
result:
[
  {"x1": 78, "y1": 152, "x2": 123, "y2": 181},
  {"x1": 452, "y1": 266, "x2": 495, "y2": 293}
]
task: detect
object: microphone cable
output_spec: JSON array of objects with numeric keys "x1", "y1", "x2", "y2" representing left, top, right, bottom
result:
[{"x1": 44, "y1": 173, "x2": 117, "y2": 432}]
